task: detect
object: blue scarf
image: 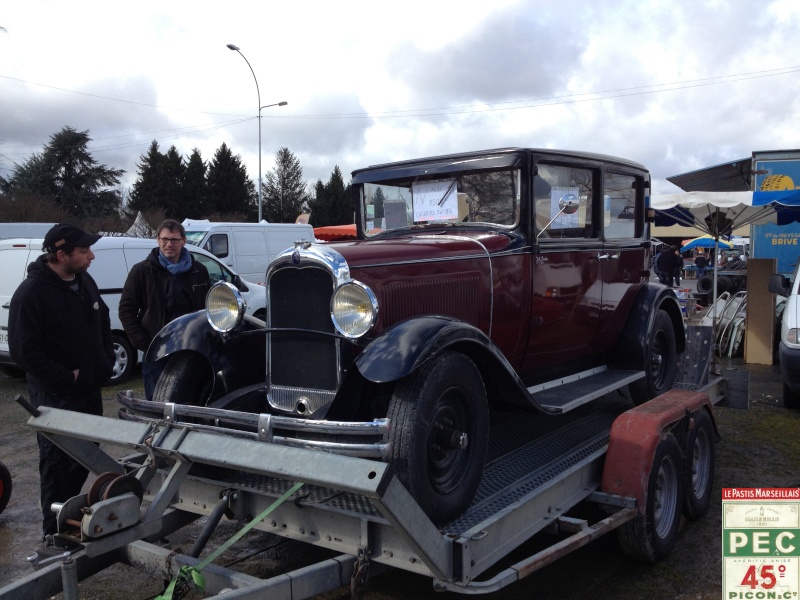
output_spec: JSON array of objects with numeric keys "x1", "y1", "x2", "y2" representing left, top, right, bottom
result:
[{"x1": 158, "y1": 247, "x2": 193, "y2": 275}]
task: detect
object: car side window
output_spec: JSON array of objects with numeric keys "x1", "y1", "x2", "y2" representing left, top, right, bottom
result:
[
  {"x1": 190, "y1": 252, "x2": 231, "y2": 284},
  {"x1": 205, "y1": 233, "x2": 229, "y2": 258},
  {"x1": 603, "y1": 172, "x2": 640, "y2": 239},
  {"x1": 534, "y1": 164, "x2": 595, "y2": 239}
]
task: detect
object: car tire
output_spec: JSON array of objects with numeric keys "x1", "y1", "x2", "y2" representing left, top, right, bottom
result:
[
  {"x1": 0, "y1": 460, "x2": 11, "y2": 515},
  {"x1": 386, "y1": 351, "x2": 489, "y2": 524},
  {"x1": 152, "y1": 353, "x2": 214, "y2": 406},
  {"x1": 617, "y1": 433, "x2": 684, "y2": 562},
  {"x1": 108, "y1": 335, "x2": 136, "y2": 385},
  {"x1": 783, "y1": 381, "x2": 800, "y2": 410},
  {"x1": 629, "y1": 310, "x2": 677, "y2": 403},
  {"x1": 682, "y1": 409, "x2": 715, "y2": 519}
]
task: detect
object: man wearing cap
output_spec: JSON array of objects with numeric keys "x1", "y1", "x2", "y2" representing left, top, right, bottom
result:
[
  {"x1": 119, "y1": 219, "x2": 210, "y2": 399},
  {"x1": 8, "y1": 223, "x2": 114, "y2": 542}
]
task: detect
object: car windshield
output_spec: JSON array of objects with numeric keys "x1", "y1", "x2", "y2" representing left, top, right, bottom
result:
[
  {"x1": 359, "y1": 168, "x2": 521, "y2": 237},
  {"x1": 184, "y1": 232, "x2": 205, "y2": 246}
]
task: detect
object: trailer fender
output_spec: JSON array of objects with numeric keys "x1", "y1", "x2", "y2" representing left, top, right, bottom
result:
[{"x1": 601, "y1": 389, "x2": 717, "y2": 514}]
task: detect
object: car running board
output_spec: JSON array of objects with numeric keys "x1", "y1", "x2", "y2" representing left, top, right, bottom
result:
[{"x1": 527, "y1": 367, "x2": 644, "y2": 414}]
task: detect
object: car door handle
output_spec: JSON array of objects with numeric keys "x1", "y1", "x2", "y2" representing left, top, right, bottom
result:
[
  {"x1": 1, "y1": 302, "x2": 9, "y2": 309},
  {"x1": 597, "y1": 253, "x2": 620, "y2": 260}
]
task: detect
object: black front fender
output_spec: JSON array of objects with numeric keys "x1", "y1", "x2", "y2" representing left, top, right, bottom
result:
[{"x1": 146, "y1": 312, "x2": 266, "y2": 393}]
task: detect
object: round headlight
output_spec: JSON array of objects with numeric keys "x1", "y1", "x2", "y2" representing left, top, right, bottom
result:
[
  {"x1": 206, "y1": 282, "x2": 245, "y2": 332},
  {"x1": 331, "y1": 281, "x2": 378, "y2": 338}
]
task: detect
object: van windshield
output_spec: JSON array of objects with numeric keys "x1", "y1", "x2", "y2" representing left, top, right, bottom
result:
[{"x1": 184, "y1": 232, "x2": 205, "y2": 246}]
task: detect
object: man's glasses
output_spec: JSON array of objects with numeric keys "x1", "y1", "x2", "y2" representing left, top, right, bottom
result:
[{"x1": 158, "y1": 237, "x2": 183, "y2": 245}]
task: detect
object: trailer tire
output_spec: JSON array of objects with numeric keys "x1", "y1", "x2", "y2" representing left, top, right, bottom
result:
[
  {"x1": 0, "y1": 461, "x2": 11, "y2": 515},
  {"x1": 617, "y1": 433, "x2": 684, "y2": 562},
  {"x1": 152, "y1": 353, "x2": 214, "y2": 406},
  {"x1": 386, "y1": 351, "x2": 488, "y2": 524},
  {"x1": 629, "y1": 310, "x2": 677, "y2": 403},
  {"x1": 683, "y1": 409, "x2": 715, "y2": 519}
]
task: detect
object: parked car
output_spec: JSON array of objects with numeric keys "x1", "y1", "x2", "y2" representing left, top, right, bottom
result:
[
  {"x1": 123, "y1": 148, "x2": 684, "y2": 523},
  {"x1": 0, "y1": 236, "x2": 266, "y2": 384},
  {"x1": 0, "y1": 460, "x2": 10, "y2": 516},
  {"x1": 768, "y1": 263, "x2": 800, "y2": 408}
]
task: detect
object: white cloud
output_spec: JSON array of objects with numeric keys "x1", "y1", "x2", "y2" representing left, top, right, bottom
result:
[{"x1": 1, "y1": 0, "x2": 799, "y2": 199}]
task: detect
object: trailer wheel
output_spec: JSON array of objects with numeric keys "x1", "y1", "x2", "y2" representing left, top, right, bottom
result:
[
  {"x1": 152, "y1": 353, "x2": 214, "y2": 406},
  {"x1": 629, "y1": 310, "x2": 677, "y2": 403},
  {"x1": 108, "y1": 335, "x2": 136, "y2": 385},
  {"x1": 784, "y1": 382, "x2": 800, "y2": 410},
  {"x1": 683, "y1": 409, "x2": 715, "y2": 519},
  {"x1": 0, "y1": 461, "x2": 11, "y2": 515},
  {"x1": 617, "y1": 433, "x2": 684, "y2": 562},
  {"x1": 386, "y1": 352, "x2": 488, "y2": 524}
]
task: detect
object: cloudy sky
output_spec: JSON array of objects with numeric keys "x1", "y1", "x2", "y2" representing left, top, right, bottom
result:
[{"x1": 2, "y1": 0, "x2": 799, "y2": 201}]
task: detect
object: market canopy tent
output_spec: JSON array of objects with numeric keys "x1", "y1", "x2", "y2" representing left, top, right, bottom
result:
[{"x1": 652, "y1": 190, "x2": 800, "y2": 237}]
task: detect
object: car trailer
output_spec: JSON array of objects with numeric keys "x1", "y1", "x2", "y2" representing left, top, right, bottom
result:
[{"x1": 1, "y1": 367, "x2": 730, "y2": 600}]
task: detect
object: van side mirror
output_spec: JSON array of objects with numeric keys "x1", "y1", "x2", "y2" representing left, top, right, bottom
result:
[{"x1": 768, "y1": 273, "x2": 790, "y2": 297}]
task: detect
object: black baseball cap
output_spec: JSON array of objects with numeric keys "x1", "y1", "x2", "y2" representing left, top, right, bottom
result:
[{"x1": 43, "y1": 223, "x2": 101, "y2": 253}]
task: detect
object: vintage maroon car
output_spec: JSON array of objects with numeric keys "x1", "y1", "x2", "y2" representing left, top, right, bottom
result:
[{"x1": 123, "y1": 148, "x2": 684, "y2": 523}]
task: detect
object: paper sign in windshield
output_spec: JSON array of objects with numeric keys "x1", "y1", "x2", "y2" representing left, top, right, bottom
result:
[{"x1": 413, "y1": 179, "x2": 458, "y2": 222}]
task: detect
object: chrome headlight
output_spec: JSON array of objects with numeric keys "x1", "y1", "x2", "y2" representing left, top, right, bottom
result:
[
  {"x1": 206, "y1": 282, "x2": 245, "y2": 332},
  {"x1": 330, "y1": 281, "x2": 378, "y2": 338}
]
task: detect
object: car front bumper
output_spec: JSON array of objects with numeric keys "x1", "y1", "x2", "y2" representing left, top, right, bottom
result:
[{"x1": 778, "y1": 341, "x2": 800, "y2": 393}]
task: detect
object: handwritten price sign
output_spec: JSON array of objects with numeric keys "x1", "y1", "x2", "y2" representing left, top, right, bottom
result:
[{"x1": 412, "y1": 178, "x2": 458, "y2": 222}]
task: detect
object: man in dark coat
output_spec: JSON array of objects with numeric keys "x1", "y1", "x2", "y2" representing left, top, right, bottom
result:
[
  {"x1": 119, "y1": 219, "x2": 210, "y2": 399},
  {"x1": 8, "y1": 223, "x2": 114, "y2": 541},
  {"x1": 655, "y1": 245, "x2": 681, "y2": 287}
]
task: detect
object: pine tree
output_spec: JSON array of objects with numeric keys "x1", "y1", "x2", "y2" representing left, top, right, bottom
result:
[
  {"x1": 183, "y1": 148, "x2": 208, "y2": 218},
  {"x1": 307, "y1": 166, "x2": 353, "y2": 227},
  {"x1": 129, "y1": 141, "x2": 166, "y2": 215},
  {"x1": 263, "y1": 147, "x2": 308, "y2": 223},
  {"x1": 161, "y1": 146, "x2": 186, "y2": 218},
  {"x1": 206, "y1": 143, "x2": 256, "y2": 217},
  {"x1": 3, "y1": 126, "x2": 123, "y2": 218}
]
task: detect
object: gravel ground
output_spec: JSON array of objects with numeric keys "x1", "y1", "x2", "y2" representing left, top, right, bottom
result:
[{"x1": 0, "y1": 359, "x2": 795, "y2": 600}]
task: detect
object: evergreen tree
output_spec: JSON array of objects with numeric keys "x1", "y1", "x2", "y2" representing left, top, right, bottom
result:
[
  {"x1": 372, "y1": 187, "x2": 386, "y2": 220},
  {"x1": 183, "y1": 148, "x2": 208, "y2": 218},
  {"x1": 160, "y1": 145, "x2": 186, "y2": 217},
  {"x1": 128, "y1": 141, "x2": 166, "y2": 215},
  {"x1": 307, "y1": 166, "x2": 353, "y2": 227},
  {"x1": 263, "y1": 147, "x2": 308, "y2": 223},
  {"x1": 3, "y1": 126, "x2": 123, "y2": 218},
  {"x1": 206, "y1": 143, "x2": 256, "y2": 217}
]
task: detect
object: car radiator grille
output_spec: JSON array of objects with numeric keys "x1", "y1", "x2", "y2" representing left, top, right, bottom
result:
[{"x1": 269, "y1": 267, "x2": 338, "y2": 391}]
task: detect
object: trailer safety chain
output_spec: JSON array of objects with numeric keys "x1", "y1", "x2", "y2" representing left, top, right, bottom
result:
[
  {"x1": 350, "y1": 545, "x2": 370, "y2": 600},
  {"x1": 154, "y1": 481, "x2": 304, "y2": 600}
]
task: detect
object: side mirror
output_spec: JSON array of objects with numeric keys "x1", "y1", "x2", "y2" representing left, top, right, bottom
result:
[
  {"x1": 537, "y1": 193, "x2": 581, "y2": 241},
  {"x1": 233, "y1": 275, "x2": 248, "y2": 292},
  {"x1": 768, "y1": 273, "x2": 790, "y2": 297}
]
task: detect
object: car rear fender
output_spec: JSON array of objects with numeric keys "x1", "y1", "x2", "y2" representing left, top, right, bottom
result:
[{"x1": 610, "y1": 283, "x2": 685, "y2": 369}]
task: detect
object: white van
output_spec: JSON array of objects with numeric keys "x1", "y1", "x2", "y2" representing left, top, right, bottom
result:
[
  {"x1": 0, "y1": 236, "x2": 267, "y2": 385},
  {"x1": 182, "y1": 219, "x2": 314, "y2": 284},
  {"x1": 0, "y1": 223, "x2": 56, "y2": 240}
]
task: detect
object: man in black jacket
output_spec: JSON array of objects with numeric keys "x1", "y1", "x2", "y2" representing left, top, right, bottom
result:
[
  {"x1": 119, "y1": 219, "x2": 210, "y2": 399},
  {"x1": 8, "y1": 223, "x2": 114, "y2": 541},
  {"x1": 655, "y1": 245, "x2": 681, "y2": 287}
]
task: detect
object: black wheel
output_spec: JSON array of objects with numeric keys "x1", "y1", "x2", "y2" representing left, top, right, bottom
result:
[
  {"x1": 0, "y1": 461, "x2": 11, "y2": 515},
  {"x1": 386, "y1": 352, "x2": 489, "y2": 524},
  {"x1": 696, "y1": 276, "x2": 713, "y2": 294},
  {"x1": 0, "y1": 364, "x2": 25, "y2": 379},
  {"x1": 783, "y1": 381, "x2": 800, "y2": 410},
  {"x1": 617, "y1": 433, "x2": 684, "y2": 562},
  {"x1": 683, "y1": 409, "x2": 715, "y2": 519},
  {"x1": 629, "y1": 310, "x2": 678, "y2": 403},
  {"x1": 152, "y1": 353, "x2": 214, "y2": 406},
  {"x1": 108, "y1": 335, "x2": 136, "y2": 385}
]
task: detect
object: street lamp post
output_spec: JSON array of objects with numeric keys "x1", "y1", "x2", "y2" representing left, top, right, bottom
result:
[{"x1": 226, "y1": 43, "x2": 287, "y2": 222}]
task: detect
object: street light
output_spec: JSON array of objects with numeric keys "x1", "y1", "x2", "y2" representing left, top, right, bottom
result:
[{"x1": 226, "y1": 43, "x2": 287, "y2": 222}]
